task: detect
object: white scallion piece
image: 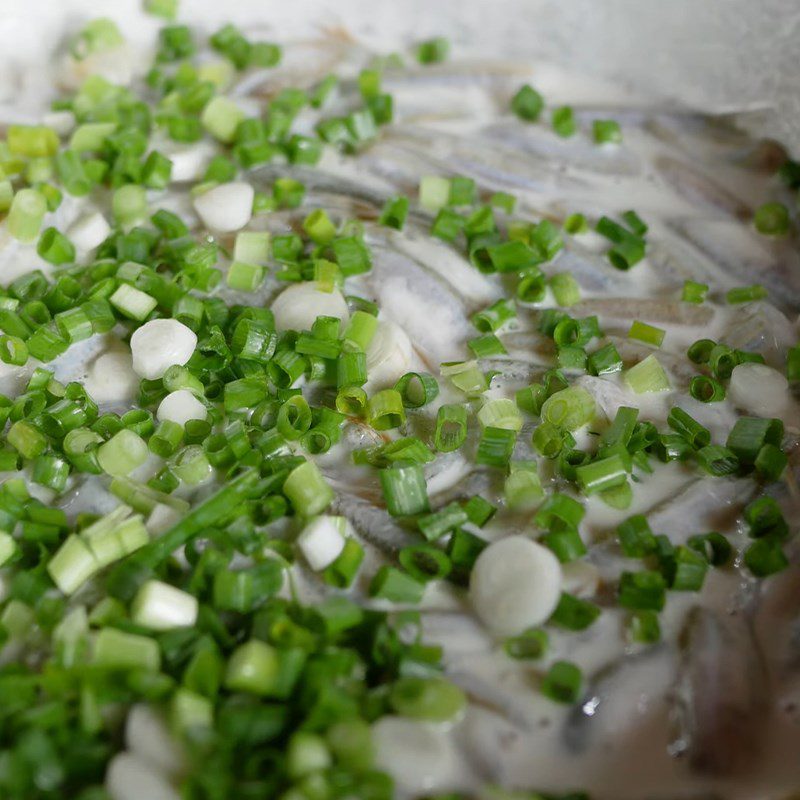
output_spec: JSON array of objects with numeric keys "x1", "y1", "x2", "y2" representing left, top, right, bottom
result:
[
  {"x1": 86, "y1": 347, "x2": 139, "y2": 404},
  {"x1": 131, "y1": 579, "x2": 199, "y2": 631},
  {"x1": 130, "y1": 319, "x2": 197, "y2": 380},
  {"x1": 271, "y1": 281, "x2": 349, "y2": 332},
  {"x1": 297, "y1": 516, "x2": 349, "y2": 571},
  {"x1": 192, "y1": 181, "x2": 254, "y2": 232},
  {"x1": 729, "y1": 362, "x2": 791, "y2": 418},
  {"x1": 105, "y1": 752, "x2": 180, "y2": 800},
  {"x1": 469, "y1": 535, "x2": 562, "y2": 636},
  {"x1": 372, "y1": 716, "x2": 456, "y2": 795},
  {"x1": 561, "y1": 560, "x2": 601, "y2": 599},
  {"x1": 365, "y1": 320, "x2": 414, "y2": 391},
  {"x1": 166, "y1": 140, "x2": 215, "y2": 182},
  {"x1": 68, "y1": 211, "x2": 111, "y2": 253},
  {"x1": 146, "y1": 503, "x2": 184, "y2": 536},
  {"x1": 125, "y1": 705, "x2": 185, "y2": 778},
  {"x1": 157, "y1": 389, "x2": 207, "y2": 426}
]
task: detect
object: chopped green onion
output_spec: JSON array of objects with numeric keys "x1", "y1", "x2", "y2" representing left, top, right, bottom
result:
[
  {"x1": 687, "y1": 338, "x2": 716, "y2": 365},
  {"x1": 395, "y1": 372, "x2": 439, "y2": 408},
  {"x1": 477, "y1": 398, "x2": 523, "y2": 432},
  {"x1": 587, "y1": 343, "x2": 623, "y2": 375},
  {"x1": 628, "y1": 320, "x2": 665, "y2": 348},
  {"x1": 7, "y1": 188, "x2": 47, "y2": 242},
  {"x1": 303, "y1": 209, "x2": 337, "y2": 245},
  {"x1": 390, "y1": 676, "x2": 465, "y2": 721},
  {"x1": 593, "y1": 119, "x2": 622, "y2": 144},
  {"x1": 37, "y1": 227, "x2": 75, "y2": 265},
  {"x1": 418, "y1": 175, "x2": 451, "y2": 212},
  {"x1": 109, "y1": 284, "x2": 158, "y2": 321},
  {"x1": 283, "y1": 460, "x2": 334, "y2": 516},
  {"x1": 369, "y1": 565, "x2": 425, "y2": 603},
  {"x1": 682, "y1": 280, "x2": 709, "y2": 304},
  {"x1": 744, "y1": 537, "x2": 788, "y2": 577},
  {"x1": 504, "y1": 462, "x2": 544, "y2": 511},
  {"x1": 549, "y1": 273, "x2": 581, "y2": 307},
  {"x1": 628, "y1": 610, "x2": 661, "y2": 644},
  {"x1": 708, "y1": 344, "x2": 738, "y2": 379},
  {"x1": 668, "y1": 546, "x2": 708, "y2": 591},
  {"x1": 368, "y1": 389, "x2": 406, "y2": 430},
  {"x1": 550, "y1": 593, "x2": 600, "y2": 630},
  {"x1": 755, "y1": 443, "x2": 787, "y2": 481},
  {"x1": 687, "y1": 531, "x2": 732, "y2": 566},
  {"x1": 695, "y1": 444, "x2": 739, "y2": 476},
  {"x1": 726, "y1": 284, "x2": 768, "y2": 305},
  {"x1": 541, "y1": 525, "x2": 586, "y2": 562},
  {"x1": 440, "y1": 360, "x2": 488, "y2": 397},
  {"x1": 398, "y1": 545, "x2": 452, "y2": 583},
  {"x1": 552, "y1": 106, "x2": 577, "y2": 138},
  {"x1": 575, "y1": 453, "x2": 628, "y2": 495},
  {"x1": 93, "y1": 628, "x2": 160, "y2": 672},
  {"x1": 476, "y1": 426, "x2": 516, "y2": 468},
  {"x1": 668, "y1": 407, "x2": 711, "y2": 449},
  {"x1": 416, "y1": 37, "x2": 449, "y2": 64},
  {"x1": 540, "y1": 386, "x2": 595, "y2": 431},
  {"x1": 435, "y1": 403, "x2": 468, "y2": 452},
  {"x1": 379, "y1": 464, "x2": 429, "y2": 516},
  {"x1": 379, "y1": 196, "x2": 409, "y2": 230},
  {"x1": 618, "y1": 570, "x2": 666, "y2": 611},
  {"x1": 472, "y1": 298, "x2": 516, "y2": 332},
  {"x1": 541, "y1": 660, "x2": 582, "y2": 703},
  {"x1": 417, "y1": 503, "x2": 469, "y2": 542},
  {"x1": 753, "y1": 202, "x2": 790, "y2": 237},
  {"x1": 490, "y1": 192, "x2": 517, "y2": 214},
  {"x1": 511, "y1": 84, "x2": 544, "y2": 121},
  {"x1": 505, "y1": 628, "x2": 549, "y2": 659},
  {"x1": 725, "y1": 416, "x2": 783, "y2": 464}
]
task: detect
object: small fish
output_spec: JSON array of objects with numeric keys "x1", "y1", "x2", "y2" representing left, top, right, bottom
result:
[
  {"x1": 331, "y1": 489, "x2": 412, "y2": 556},
  {"x1": 671, "y1": 606, "x2": 769, "y2": 775},
  {"x1": 653, "y1": 155, "x2": 752, "y2": 220},
  {"x1": 646, "y1": 477, "x2": 756, "y2": 544},
  {"x1": 573, "y1": 298, "x2": 713, "y2": 327},
  {"x1": 563, "y1": 645, "x2": 671, "y2": 753}
]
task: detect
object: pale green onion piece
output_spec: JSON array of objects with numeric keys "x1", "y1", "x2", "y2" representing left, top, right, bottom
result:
[
  {"x1": 540, "y1": 386, "x2": 595, "y2": 431},
  {"x1": 477, "y1": 398, "x2": 523, "y2": 432},
  {"x1": 548, "y1": 273, "x2": 581, "y2": 307},
  {"x1": 624, "y1": 354, "x2": 671, "y2": 394},
  {"x1": 504, "y1": 462, "x2": 545, "y2": 511},
  {"x1": 368, "y1": 389, "x2": 406, "y2": 430},
  {"x1": 628, "y1": 320, "x2": 665, "y2": 348},
  {"x1": 224, "y1": 640, "x2": 279, "y2": 695},
  {"x1": 0, "y1": 531, "x2": 16, "y2": 567},
  {"x1": 201, "y1": 96, "x2": 246, "y2": 143},
  {"x1": 233, "y1": 230, "x2": 271, "y2": 264},
  {"x1": 419, "y1": 176, "x2": 451, "y2": 212},
  {"x1": 109, "y1": 284, "x2": 158, "y2": 321},
  {"x1": 97, "y1": 429, "x2": 149, "y2": 476},
  {"x1": 47, "y1": 535, "x2": 98, "y2": 595},
  {"x1": 283, "y1": 460, "x2": 334, "y2": 516},
  {"x1": 69, "y1": 121, "x2": 117, "y2": 152},
  {"x1": 7, "y1": 188, "x2": 47, "y2": 242},
  {"x1": 171, "y1": 688, "x2": 213, "y2": 733},
  {"x1": 93, "y1": 628, "x2": 161, "y2": 672},
  {"x1": 112, "y1": 185, "x2": 147, "y2": 226},
  {"x1": 440, "y1": 360, "x2": 488, "y2": 397},
  {"x1": 342, "y1": 310, "x2": 378, "y2": 352}
]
